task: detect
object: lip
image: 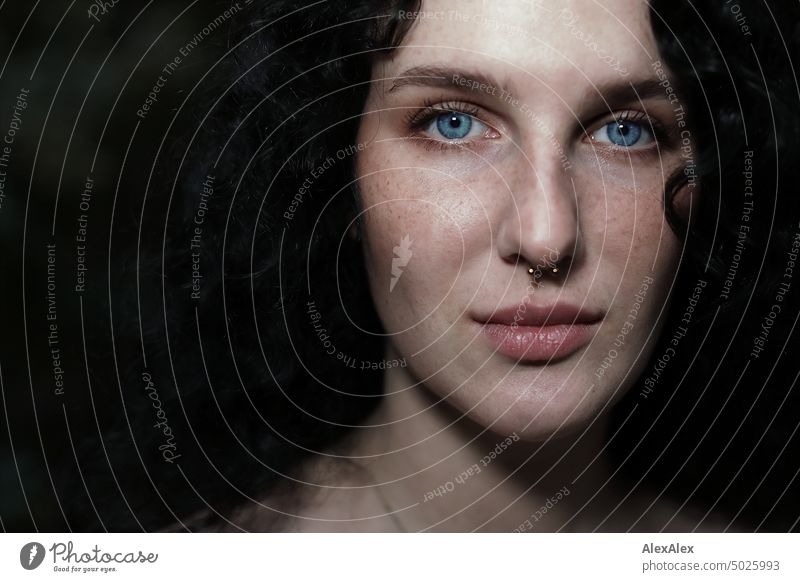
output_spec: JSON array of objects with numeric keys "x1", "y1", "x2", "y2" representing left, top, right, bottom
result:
[{"x1": 475, "y1": 303, "x2": 603, "y2": 363}]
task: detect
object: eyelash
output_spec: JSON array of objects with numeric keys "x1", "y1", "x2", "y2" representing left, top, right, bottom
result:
[
  {"x1": 404, "y1": 98, "x2": 488, "y2": 152},
  {"x1": 404, "y1": 99, "x2": 673, "y2": 154},
  {"x1": 591, "y1": 110, "x2": 671, "y2": 152}
]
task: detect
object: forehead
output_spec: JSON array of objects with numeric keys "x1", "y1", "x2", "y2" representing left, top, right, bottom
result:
[{"x1": 385, "y1": 0, "x2": 657, "y2": 94}]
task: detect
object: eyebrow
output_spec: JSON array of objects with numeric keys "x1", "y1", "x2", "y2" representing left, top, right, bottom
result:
[
  {"x1": 387, "y1": 65, "x2": 675, "y2": 109},
  {"x1": 387, "y1": 65, "x2": 513, "y2": 96},
  {"x1": 582, "y1": 79, "x2": 674, "y2": 109}
]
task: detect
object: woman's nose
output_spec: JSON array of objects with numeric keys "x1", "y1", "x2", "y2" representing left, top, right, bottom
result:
[{"x1": 496, "y1": 153, "x2": 579, "y2": 275}]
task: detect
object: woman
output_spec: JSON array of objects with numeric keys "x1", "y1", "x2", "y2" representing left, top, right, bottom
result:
[
  {"x1": 291, "y1": 0, "x2": 695, "y2": 532},
  {"x1": 73, "y1": 0, "x2": 800, "y2": 532}
]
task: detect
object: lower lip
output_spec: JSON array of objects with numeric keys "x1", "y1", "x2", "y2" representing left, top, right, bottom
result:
[{"x1": 480, "y1": 322, "x2": 599, "y2": 362}]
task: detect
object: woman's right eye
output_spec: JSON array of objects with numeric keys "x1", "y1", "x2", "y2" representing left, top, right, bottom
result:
[
  {"x1": 404, "y1": 100, "x2": 502, "y2": 150},
  {"x1": 425, "y1": 111, "x2": 486, "y2": 141}
]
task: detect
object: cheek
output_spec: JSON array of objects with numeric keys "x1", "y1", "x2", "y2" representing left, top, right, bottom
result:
[
  {"x1": 575, "y1": 155, "x2": 681, "y2": 262},
  {"x1": 574, "y1": 160, "x2": 684, "y2": 332},
  {"x1": 356, "y1": 153, "x2": 477, "y2": 320}
]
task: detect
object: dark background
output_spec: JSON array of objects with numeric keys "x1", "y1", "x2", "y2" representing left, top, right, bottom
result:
[
  {"x1": 0, "y1": 0, "x2": 237, "y2": 530},
  {"x1": 1, "y1": 0, "x2": 799, "y2": 532}
]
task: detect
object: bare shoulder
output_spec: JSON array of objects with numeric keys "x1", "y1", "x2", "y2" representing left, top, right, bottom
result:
[
  {"x1": 222, "y1": 458, "x2": 401, "y2": 532},
  {"x1": 627, "y1": 488, "x2": 738, "y2": 532}
]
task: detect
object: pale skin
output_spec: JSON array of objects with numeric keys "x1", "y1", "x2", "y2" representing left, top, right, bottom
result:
[{"x1": 238, "y1": 0, "x2": 726, "y2": 532}]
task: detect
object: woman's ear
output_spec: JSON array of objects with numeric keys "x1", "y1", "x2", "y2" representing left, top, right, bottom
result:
[{"x1": 673, "y1": 180, "x2": 699, "y2": 227}]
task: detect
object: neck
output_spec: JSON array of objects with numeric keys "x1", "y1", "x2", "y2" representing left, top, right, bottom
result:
[{"x1": 341, "y1": 354, "x2": 624, "y2": 532}]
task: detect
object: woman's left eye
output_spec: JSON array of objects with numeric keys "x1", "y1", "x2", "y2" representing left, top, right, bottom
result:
[
  {"x1": 590, "y1": 119, "x2": 655, "y2": 148},
  {"x1": 425, "y1": 111, "x2": 488, "y2": 141}
]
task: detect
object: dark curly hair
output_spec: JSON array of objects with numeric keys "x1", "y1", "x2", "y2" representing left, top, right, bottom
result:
[
  {"x1": 65, "y1": 0, "x2": 800, "y2": 531},
  {"x1": 610, "y1": 0, "x2": 800, "y2": 531}
]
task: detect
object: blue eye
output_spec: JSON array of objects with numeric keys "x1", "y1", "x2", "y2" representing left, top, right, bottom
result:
[
  {"x1": 414, "y1": 105, "x2": 497, "y2": 147},
  {"x1": 435, "y1": 112, "x2": 473, "y2": 140},
  {"x1": 606, "y1": 121, "x2": 641, "y2": 146},
  {"x1": 591, "y1": 118, "x2": 654, "y2": 148}
]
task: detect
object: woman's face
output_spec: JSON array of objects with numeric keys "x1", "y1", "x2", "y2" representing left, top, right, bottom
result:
[{"x1": 354, "y1": 0, "x2": 690, "y2": 440}]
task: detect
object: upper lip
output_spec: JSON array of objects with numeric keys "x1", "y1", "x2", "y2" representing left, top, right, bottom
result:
[{"x1": 475, "y1": 302, "x2": 604, "y2": 327}]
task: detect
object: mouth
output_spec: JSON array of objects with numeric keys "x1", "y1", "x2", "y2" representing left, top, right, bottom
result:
[{"x1": 474, "y1": 303, "x2": 604, "y2": 363}]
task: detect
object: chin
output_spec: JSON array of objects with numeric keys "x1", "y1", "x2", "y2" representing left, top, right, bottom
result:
[{"x1": 440, "y1": 369, "x2": 617, "y2": 442}]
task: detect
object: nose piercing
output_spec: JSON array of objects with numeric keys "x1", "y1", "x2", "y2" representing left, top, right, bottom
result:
[{"x1": 528, "y1": 265, "x2": 559, "y2": 275}]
